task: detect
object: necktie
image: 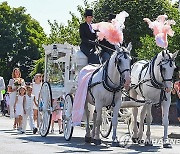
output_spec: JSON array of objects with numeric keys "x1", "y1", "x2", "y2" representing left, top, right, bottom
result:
[{"x1": 89, "y1": 24, "x2": 95, "y2": 33}]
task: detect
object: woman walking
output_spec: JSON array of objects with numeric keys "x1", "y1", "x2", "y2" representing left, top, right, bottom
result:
[{"x1": 8, "y1": 68, "x2": 25, "y2": 129}]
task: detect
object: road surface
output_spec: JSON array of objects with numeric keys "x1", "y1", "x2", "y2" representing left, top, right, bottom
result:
[{"x1": 0, "y1": 115, "x2": 180, "y2": 154}]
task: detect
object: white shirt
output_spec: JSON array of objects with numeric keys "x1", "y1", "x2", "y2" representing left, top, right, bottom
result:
[
  {"x1": 25, "y1": 94, "x2": 35, "y2": 110},
  {"x1": 32, "y1": 82, "x2": 42, "y2": 101},
  {"x1": 88, "y1": 23, "x2": 95, "y2": 33}
]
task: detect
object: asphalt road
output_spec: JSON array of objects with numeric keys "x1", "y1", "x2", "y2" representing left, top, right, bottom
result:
[{"x1": 0, "y1": 115, "x2": 180, "y2": 154}]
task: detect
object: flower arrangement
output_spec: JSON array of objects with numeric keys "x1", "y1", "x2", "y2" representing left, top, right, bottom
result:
[{"x1": 14, "y1": 78, "x2": 22, "y2": 88}]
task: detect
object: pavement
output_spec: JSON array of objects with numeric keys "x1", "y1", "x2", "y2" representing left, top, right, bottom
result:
[{"x1": 0, "y1": 114, "x2": 180, "y2": 154}]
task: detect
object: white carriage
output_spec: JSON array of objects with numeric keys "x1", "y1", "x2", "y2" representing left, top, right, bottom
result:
[
  {"x1": 38, "y1": 43, "x2": 134, "y2": 141},
  {"x1": 38, "y1": 43, "x2": 87, "y2": 138}
]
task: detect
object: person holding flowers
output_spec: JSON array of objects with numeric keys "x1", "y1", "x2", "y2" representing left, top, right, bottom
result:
[{"x1": 8, "y1": 68, "x2": 25, "y2": 129}]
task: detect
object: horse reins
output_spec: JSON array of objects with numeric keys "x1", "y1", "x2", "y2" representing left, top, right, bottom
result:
[
  {"x1": 124, "y1": 51, "x2": 174, "y2": 106},
  {"x1": 88, "y1": 48, "x2": 130, "y2": 109}
]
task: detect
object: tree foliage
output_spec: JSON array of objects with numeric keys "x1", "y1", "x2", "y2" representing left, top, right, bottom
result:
[
  {"x1": 0, "y1": 2, "x2": 46, "y2": 83},
  {"x1": 47, "y1": 12, "x2": 81, "y2": 46},
  {"x1": 94, "y1": 0, "x2": 179, "y2": 54},
  {"x1": 46, "y1": 0, "x2": 93, "y2": 46}
]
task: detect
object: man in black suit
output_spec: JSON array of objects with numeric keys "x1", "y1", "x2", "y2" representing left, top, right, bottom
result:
[
  {"x1": 79, "y1": 9, "x2": 99, "y2": 64},
  {"x1": 100, "y1": 13, "x2": 116, "y2": 63}
]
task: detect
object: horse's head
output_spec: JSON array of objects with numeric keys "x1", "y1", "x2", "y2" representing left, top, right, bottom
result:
[
  {"x1": 115, "y1": 42, "x2": 132, "y2": 90},
  {"x1": 156, "y1": 50, "x2": 178, "y2": 92}
]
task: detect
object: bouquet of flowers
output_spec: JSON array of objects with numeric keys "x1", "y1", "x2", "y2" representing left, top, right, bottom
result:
[{"x1": 14, "y1": 78, "x2": 22, "y2": 88}]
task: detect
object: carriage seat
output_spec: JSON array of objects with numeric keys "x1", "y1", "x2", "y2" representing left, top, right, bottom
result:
[{"x1": 75, "y1": 50, "x2": 88, "y2": 67}]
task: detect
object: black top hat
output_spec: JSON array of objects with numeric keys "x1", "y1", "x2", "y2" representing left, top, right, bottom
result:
[
  {"x1": 84, "y1": 9, "x2": 93, "y2": 17},
  {"x1": 108, "y1": 13, "x2": 116, "y2": 21}
]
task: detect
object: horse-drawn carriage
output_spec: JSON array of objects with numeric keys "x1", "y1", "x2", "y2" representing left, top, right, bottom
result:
[
  {"x1": 37, "y1": 42, "x2": 134, "y2": 143},
  {"x1": 38, "y1": 12, "x2": 178, "y2": 148},
  {"x1": 38, "y1": 43, "x2": 86, "y2": 138}
]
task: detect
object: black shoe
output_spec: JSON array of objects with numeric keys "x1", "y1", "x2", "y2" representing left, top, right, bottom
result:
[
  {"x1": 20, "y1": 131, "x2": 25, "y2": 134},
  {"x1": 33, "y1": 128, "x2": 38, "y2": 134},
  {"x1": 59, "y1": 130, "x2": 63, "y2": 134}
]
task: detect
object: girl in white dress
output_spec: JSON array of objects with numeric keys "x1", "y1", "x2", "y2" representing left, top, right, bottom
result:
[
  {"x1": 8, "y1": 68, "x2": 25, "y2": 129},
  {"x1": 14, "y1": 86, "x2": 26, "y2": 131},
  {"x1": 32, "y1": 73, "x2": 42, "y2": 126}
]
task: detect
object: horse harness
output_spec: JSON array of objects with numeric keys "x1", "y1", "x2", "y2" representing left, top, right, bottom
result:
[
  {"x1": 130, "y1": 50, "x2": 174, "y2": 106},
  {"x1": 88, "y1": 51, "x2": 130, "y2": 109}
]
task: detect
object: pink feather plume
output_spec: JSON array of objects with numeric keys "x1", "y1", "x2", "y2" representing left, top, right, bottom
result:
[
  {"x1": 92, "y1": 11, "x2": 129, "y2": 45},
  {"x1": 143, "y1": 15, "x2": 176, "y2": 48}
]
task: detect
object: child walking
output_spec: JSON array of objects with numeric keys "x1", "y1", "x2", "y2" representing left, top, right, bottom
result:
[
  {"x1": 14, "y1": 86, "x2": 26, "y2": 131},
  {"x1": 21, "y1": 86, "x2": 38, "y2": 134},
  {"x1": 32, "y1": 73, "x2": 42, "y2": 127},
  {"x1": 51, "y1": 98, "x2": 63, "y2": 134}
]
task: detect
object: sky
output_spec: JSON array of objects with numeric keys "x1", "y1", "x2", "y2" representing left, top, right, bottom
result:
[
  {"x1": 0, "y1": 0, "x2": 178, "y2": 35},
  {"x1": 0, "y1": 0, "x2": 95, "y2": 35}
]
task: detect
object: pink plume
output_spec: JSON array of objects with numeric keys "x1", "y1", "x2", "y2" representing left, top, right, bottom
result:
[
  {"x1": 143, "y1": 15, "x2": 176, "y2": 48},
  {"x1": 91, "y1": 11, "x2": 129, "y2": 45}
]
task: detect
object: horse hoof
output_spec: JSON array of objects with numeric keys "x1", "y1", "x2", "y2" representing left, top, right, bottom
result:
[
  {"x1": 132, "y1": 137, "x2": 139, "y2": 143},
  {"x1": 138, "y1": 139, "x2": 144, "y2": 144},
  {"x1": 145, "y1": 141, "x2": 153, "y2": 146},
  {"x1": 85, "y1": 136, "x2": 91, "y2": 143},
  {"x1": 93, "y1": 139, "x2": 101, "y2": 145},
  {"x1": 163, "y1": 143, "x2": 172, "y2": 148}
]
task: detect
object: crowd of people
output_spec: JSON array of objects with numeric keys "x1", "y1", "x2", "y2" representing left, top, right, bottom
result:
[{"x1": 0, "y1": 68, "x2": 63, "y2": 134}]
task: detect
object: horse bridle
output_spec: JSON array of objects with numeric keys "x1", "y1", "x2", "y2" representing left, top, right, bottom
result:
[
  {"x1": 115, "y1": 51, "x2": 131, "y2": 75},
  {"x1": 157, "y1": 52, "x2": 174, "y2": 82},
  {"x1": 88, "y1": 49, "x2": 131, "y2": 109},
  {"x1": 120, "y1": 50, "x2": 175, "y2": 105}
]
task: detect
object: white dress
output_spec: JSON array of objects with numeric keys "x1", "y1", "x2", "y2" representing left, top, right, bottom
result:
[
  {"x1": 32, "y1": 82, "x2": 42, "y2": 110},
  {"x1": 8, "y1": 78, "x2": 25, "y2": 118},
  {"x1": 15, "y1": 95, "x2": 24, "y2": 117}
]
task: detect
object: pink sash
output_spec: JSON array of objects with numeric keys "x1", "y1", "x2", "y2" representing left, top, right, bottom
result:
[{"x1": 72, "y1": 65, "x2": 97, "y2": 126}]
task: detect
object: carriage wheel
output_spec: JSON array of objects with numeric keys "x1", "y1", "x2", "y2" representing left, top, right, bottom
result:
[
  {"x1": 38, "y1": 82, "x2": 52, "y2": 137},
  {"x1": 100, "y1": 107, "x2": 112, "y2": 138},
  {"x1": 63, "y1": 94, "x2": 74, "y2": 141}
]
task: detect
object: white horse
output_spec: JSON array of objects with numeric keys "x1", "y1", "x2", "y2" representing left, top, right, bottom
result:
[
  {"x1": 129, "y1": 50, "x2": 178, "y2": 148},
  {"x1": 84, "y1": 43, "x2": 132, "y2": 145}
]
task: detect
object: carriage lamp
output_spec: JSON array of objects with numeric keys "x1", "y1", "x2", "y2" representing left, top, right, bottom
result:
[{"x1": 52, "y1": 44, "x2": 58, "y2": 59}]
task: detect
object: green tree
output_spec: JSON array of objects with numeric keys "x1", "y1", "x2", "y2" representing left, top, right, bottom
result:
[
  {"x1": 93, "y1": 0, "x2": 180, "y2": 58},
  {"x1": 0, "y1": 2, "x2": 46, "y2": 83},
  {"x1": 46, "y1": 0, "x2": 92, "y2": 45},
  {"x1": 47, "y1": 12, "x2": 81, "y2": 46}
]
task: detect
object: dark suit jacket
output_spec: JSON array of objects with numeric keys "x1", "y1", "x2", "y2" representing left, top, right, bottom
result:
[
  {"x1": 79, "y1": 22, "x2": 99, "y2": 64},
  {"x1": 79, "y1": 22, "x2": 96, "y2": 49}
]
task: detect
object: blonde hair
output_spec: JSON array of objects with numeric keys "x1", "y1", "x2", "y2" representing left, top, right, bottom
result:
[{"x1": 12, "y1": 68, "x2": 21, "y2": 78}]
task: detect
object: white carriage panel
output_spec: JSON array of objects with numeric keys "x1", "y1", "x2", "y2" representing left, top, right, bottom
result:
[
  {"x1": 63, "y1": 80, "x2": 77, "y2": 94},
  {"x1": 51, "y1": 86, "x2": 65, "y2": 99}
]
